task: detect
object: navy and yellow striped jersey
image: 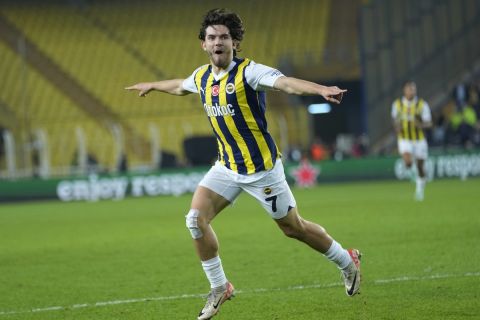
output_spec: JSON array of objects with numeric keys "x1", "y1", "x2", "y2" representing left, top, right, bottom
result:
[
  {"x1": 392, "y1": 98, "x2": 428, "y2": 141},
  {"x1": 192, "y1": 57, "x2": 280, "y2": 175}
]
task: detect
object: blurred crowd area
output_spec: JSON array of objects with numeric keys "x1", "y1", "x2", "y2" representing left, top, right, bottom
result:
[
  {"x1": 286, "y1": 134, "x2": 370, "y2": 163},
  {"x1": 288, "y1": 76, "x2": 480, "y2": 163},
  {"x1": 434, "y1": 78, "x2": 480, "y2": 149}
]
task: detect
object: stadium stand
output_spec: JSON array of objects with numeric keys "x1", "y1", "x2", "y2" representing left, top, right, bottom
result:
[
  {"x1": 360, "y1": 0, "x2": 480, "y2": 153},
  {"x1": 0, "y1": 40, "x2": 118, "y2": 173},
  {"x1": 84, "y1": 0, "x2": 329, "y2": 75},
  {"x1": 0, "y1": 0, "x2": 331, "y2": 176}
]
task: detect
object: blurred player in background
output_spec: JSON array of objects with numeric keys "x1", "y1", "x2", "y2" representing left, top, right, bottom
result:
[
  {"x1": 392, "y1": 81, "x2": 432, "y2": 201},
  {"x1": 127, "y1": 8, "x2": 361, "y2": 319}
]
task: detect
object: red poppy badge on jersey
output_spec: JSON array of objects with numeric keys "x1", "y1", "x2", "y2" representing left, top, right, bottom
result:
[{"x1": 212, "y1": 85, "x2": 220, "y2": 96}]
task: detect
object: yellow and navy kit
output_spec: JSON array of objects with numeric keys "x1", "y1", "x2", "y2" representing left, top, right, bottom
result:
[
  {"x1": 192, "y1": 57, "x2": 280, "y2": 174},
  {"x1": 392, "y1": 98, "x2": 430, "y2": 141}
]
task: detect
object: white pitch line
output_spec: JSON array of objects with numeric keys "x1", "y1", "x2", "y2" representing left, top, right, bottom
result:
[
  {"x1": 0, "y1": 271, "x2": 478, "y2": 316},
  {"x1": 373, "y1": 271, "x2": 480, "y2": 284}
]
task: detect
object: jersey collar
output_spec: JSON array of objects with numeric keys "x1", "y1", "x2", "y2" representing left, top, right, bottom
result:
[
  {"x1": 402, "y1": 96, "x2": 418, "y2": 105},
  {"x1": 211, "y1": 60, "x2": 237, "y2": 81}
]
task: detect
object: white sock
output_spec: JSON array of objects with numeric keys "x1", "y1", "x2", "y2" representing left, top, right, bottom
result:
[
  {"x1": 324, "y1": 240, "x2": 352, "y2": 270},
  {"x1": 416, "y1": 177, "x2": 426, "y2": 192},
  {"x1": 201, "y1": 256, "x2": 227, "y2": 289}
]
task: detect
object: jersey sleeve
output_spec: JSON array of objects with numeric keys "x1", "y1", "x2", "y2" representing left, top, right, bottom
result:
[
  {"x1": 182, "y1": 66, "x2": 204, "y2": 93},
  {"x1": 421, "y1": 101, "x2": 432, "y2": 122},
  {"x1": 245, "y1": 61, "x2": 285, "y2": 91},
  {"x1": 391, "y1": 101, "x2": 398, "y2": 119}
]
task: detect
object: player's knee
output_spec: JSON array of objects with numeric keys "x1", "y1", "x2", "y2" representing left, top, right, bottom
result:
[
  {"x1": 185, "y1": 209, "x2": 204, "y2": 239},
  {"x1": 281, "y1": 220, "x2": 307, "y2": 240}
]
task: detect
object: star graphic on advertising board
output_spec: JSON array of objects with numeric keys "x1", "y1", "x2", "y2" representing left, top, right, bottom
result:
[{"x1": 290, "y1": 160, "x2": 320, "y2": 188}]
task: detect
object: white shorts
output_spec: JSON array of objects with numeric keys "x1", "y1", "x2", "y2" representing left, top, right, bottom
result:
[
  {"x1": 198, "y1": 159, "x2": 296, "y2": 219},
  {"x1": 397, "y1": 139, "x2": 428, "y2": 160}
]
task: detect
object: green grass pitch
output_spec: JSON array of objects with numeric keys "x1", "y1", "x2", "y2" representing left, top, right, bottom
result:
[{"x1": 0, "y1": 179, "x2": 479, "y2": 319}]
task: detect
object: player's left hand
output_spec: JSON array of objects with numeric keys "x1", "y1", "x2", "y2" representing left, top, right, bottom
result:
[
  {"x1": 125, "y1": 83, "x2": 153, "y2": 97},
  {"x1": 322, "y1": 86, "x2": 347, "y2": 104}
]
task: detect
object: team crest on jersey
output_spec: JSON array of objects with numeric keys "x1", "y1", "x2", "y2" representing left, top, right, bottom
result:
[
  {"x1": 226, "y1": 83, "x2": 236, "y2": 94},
  {"x1": 212, "y1": 85, "x2": 220, "y2": 96},
  {"x1": 263, "y1": 187, "x2": 272, "y2": 195}
]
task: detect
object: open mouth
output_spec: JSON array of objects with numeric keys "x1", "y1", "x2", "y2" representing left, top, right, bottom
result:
[{"x1": 214, "y1": 50, "x2": 224, "y2": 55}]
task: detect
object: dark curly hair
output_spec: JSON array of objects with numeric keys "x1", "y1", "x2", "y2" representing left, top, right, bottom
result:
[
  {"x1": 402, "y1": 80, "x2": 416, "y2": 89},
  {"x1": 198, "y1": 8, "x2": 245, "y2": 56}
]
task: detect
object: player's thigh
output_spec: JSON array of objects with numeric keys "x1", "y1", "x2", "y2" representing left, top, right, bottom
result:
[
  {"x1": 413, "y1": 140, "x2": 428, "y2": 160},
  {"x1": 191, "y1": 186, "x2": 231, "y2": 222},
  {"x1": 241, "y1": 163, "x2": 297, "y2": 219},
  {"x1": 193, "y1": 163, "x2": 242, "y2": 221},
  {"x1": 274, "y1": 206, "x2": 302, "y2": 231},
  {"x1": 244, "y1": 180, "x2": 296, "y2": 219},
  {"x1": 398, "y1": 140, "x2": 413, "y2": 163},
  {"x1": 398, "y1": 139, "x2": 412, "y2": 152},
  {"x1": 402, "y1": 152, "x2": 412, "y2": 164}
]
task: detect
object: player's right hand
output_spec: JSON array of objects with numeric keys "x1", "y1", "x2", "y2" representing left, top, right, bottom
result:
[
  {"x1": 125, "y1": 83, "x2": 153, "y2": 97},
  {"x1": 321, "y1": 86, "x2": 347, "y2": 104}
]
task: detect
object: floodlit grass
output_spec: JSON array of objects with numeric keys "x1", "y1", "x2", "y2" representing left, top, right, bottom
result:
[{"x1": 0, "y1": 179, "x2": 479, "y2": 319}]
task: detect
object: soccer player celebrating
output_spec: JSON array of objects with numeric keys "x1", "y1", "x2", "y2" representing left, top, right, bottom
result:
[
  {"x1": 392, "y1": 81, "x2": 432, "y2": 201},
  {"x1": 126, "y1": 8, "x2": 361, "y2": 319}
]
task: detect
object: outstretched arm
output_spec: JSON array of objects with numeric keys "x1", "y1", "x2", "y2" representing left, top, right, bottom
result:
[
  {"x1": 273, "y1": 76, "x2": 347, "y2": 104},
  {"x1": 125, "y1": 79, "x2": 190, "y2": 97},
  {"x1": 415, "y1": 103, "x2": 433, "y2": 129},
  {"x1": 391, "y1": 103, "x2": 401, "y2": 134}
]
